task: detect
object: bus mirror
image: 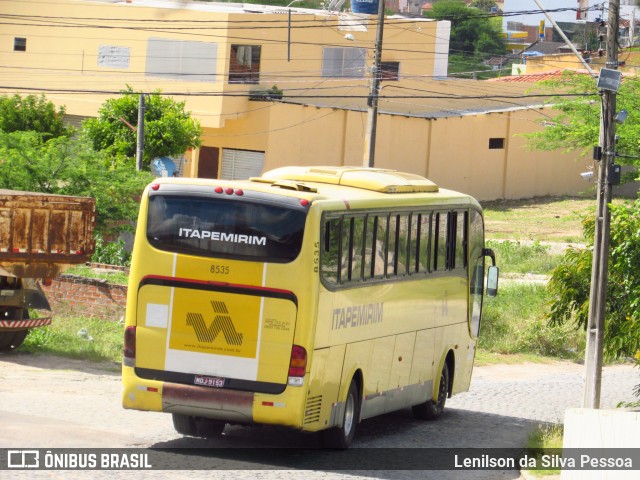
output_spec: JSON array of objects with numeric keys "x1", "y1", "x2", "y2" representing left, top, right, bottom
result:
[
  {"x1": 482, "y1": 247, "x2": 496, "y2": 267},
  {"x1": 486, "y1": 266, "x2": 499, "y2": 297}
]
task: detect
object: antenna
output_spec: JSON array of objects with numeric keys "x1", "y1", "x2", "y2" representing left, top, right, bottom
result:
[{"x1": 326, "y1": 0, "x2": 347, "y2": 12}]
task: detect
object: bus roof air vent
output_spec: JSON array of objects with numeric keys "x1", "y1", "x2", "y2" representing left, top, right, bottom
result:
[
  {"x1": 271, "y1": 180, "x2": 318, "y2": 193},
  {"x1": 259, "y1": 167, "x2": 439, "y2": 193}
]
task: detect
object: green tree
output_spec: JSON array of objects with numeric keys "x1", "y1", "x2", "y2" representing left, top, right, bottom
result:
[
  {"x1": 528, "y1": 73, "x2": 640, "y2": 382},
  {"x1": 470, "y1": 0, "x2": 498, "y2": 12},
  {"x1": 547, "y1": 202, "x2": 640, "y2": 362},
  {"x1": 0, "y1": 94, "x2": 72, "y2": 139},
  {"x1": 426, "y1": 0, "x2": 506, "y2": 57},
  {"x1": 526, "y1": 72, "x2": 640, "y2": 164},
  {"x1": 0, "y1": 131, "x2": 153, "y2": 233},
  {"x1": 84, "y1": 87, "x2": 201, "y2": 169}
]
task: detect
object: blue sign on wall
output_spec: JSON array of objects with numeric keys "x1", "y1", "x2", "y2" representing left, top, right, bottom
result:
[{"x1": 351, "y1": 0, "x2": 379, "y2": 15}]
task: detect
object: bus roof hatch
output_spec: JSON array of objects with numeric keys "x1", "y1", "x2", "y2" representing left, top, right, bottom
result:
[{"x1": 255, "y1": 167, "x2": 439, "y2": 194}]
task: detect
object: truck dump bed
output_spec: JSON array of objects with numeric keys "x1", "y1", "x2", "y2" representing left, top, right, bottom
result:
[{"x1": 0, "y1": 190, "x2": 96, "y2": 279}]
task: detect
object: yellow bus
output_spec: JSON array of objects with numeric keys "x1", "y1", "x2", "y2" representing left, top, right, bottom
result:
[{"x1": 122, "y1": 166, "x2": 498, "y2": 448}]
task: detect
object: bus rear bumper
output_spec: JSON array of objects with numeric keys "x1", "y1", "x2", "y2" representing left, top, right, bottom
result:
[
  {"x1": 162, "y1": 382, "x2": 254, "y2": 424},
  {"x1": 123, "y1": 369, "x2": 305, "y2": 428}
]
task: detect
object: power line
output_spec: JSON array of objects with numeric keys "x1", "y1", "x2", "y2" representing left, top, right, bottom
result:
[{"x1": 0, "y1": 84, "x2": 593, "y2": 100}]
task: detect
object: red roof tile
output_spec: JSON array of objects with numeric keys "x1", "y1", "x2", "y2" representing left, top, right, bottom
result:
[{"x1": 491, "y1": 69, "x2": 593, "y2": 83}]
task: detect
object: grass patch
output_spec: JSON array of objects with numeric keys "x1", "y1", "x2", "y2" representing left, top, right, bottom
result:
[
  {"x1": 19, "y1": 315, "x2": 123, "y2": 364},
  {"x1": 474, "y1": 351, "x2": 555, "y2": 366},
  {"x1": 478, "y1": 283, "x2": 585, "y2": 361},
  {"x1": 64, "y1": 265, "x2": 129, "y2": 285},
  {"x1": 524, "y1": 423, "x2": 564, "y2": 476},
  {"x1": 483, "y1": 196, "x2": 593, "y2": 243},
  {"x1": 487, "y1": 239, "x2": 562, "y2": 275}
]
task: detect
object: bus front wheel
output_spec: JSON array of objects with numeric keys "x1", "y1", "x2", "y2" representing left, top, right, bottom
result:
[
  {"x1": 413, "y1": 361, "x2": 449, "y2": 420},
  {"x1": 323, "y1": 379, "x2": 360, "y2": 449}
]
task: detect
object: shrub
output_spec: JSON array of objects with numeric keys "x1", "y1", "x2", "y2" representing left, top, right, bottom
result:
[{"x1": 91, "y1": 234, "x2": 131, "y2": 267}]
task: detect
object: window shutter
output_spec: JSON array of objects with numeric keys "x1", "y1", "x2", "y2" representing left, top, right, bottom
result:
[{"x1": 221, "y1": 149, "x2": 265, "y2": 180}]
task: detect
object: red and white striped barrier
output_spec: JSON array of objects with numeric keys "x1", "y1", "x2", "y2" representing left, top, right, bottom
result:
[{"x1": 0, "y1": 317, "x2": 52, "y2": 329}]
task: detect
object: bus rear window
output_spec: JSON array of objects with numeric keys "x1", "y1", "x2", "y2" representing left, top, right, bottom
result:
[{"x1": 146, "y1": 194, "x2": 307, "y2": 263}]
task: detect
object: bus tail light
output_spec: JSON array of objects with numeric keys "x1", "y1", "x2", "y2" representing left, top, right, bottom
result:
[
  {"x1": 123, "y1": 326, "x2": 136, "y2": 367},
  {"x1": 288, "y1": 345, "x2": 307, "y2": 386}
]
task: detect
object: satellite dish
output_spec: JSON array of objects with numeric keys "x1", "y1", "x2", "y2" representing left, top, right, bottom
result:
[{"x1": 152, "y1": 157, "x2": 177, "y2": 177}]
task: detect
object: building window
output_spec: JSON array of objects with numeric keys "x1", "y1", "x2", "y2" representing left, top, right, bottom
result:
[
  {"x1": 229, "y1": 45, "x2": 261, "y2": 84},
  {"x1": 145, "y1": 38, "x2": 218, "y2": 83},
  {"x1": 221, "y1": 149, "x2": 264, "y2": 180},
  {"x1": 322, "y1": 47, "x2": 366, "y2": 78},
  {"x1": 489, "y1": 138, "x2": 505, "y2": 149},
  {"x1": 380, "y1": 61, "x2": 400, "y2": 81},
  {"x1": 14, "y1": 37, "x2": 26, "y2": 52}
]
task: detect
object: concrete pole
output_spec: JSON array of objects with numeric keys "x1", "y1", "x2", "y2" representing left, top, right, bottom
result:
[
  {"x1": 362, "y1": 0, "x2": 385, "y2": 168},
  {"x1": 583, "y1": 0, "x2": 620, "y2": 410},
  {"x1": 136, "y1": 94, "x2": 145, "y2": 171}
]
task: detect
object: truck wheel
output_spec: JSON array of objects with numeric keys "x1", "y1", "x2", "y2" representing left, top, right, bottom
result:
[
  {"x1": 322, "y1": 379, "x2": 360, "y2": 449},
  {"x1": 9, "y1": 330, "x2": 28, "y2": 349},
  {"x1": 412, "y1": 361, "x2": 449, "y2": 420},
  {"x1": 0, "y1": 307, "x2": 30, "y2": 351},
  {"x1": 0, "y1": 330, "x2": 29, "y2": 351},
  {"x1": 0, "y1": 332, "x2": 17, "y2": 351}
]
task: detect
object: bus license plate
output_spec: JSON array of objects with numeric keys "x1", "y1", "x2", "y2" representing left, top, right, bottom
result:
[{"x1": 194, "y1": 375, "x2": 226, "y2": 388}]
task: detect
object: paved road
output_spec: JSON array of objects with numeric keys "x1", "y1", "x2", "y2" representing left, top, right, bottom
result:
[{"x1": 0, "y1": 353, "x2": 637, "y2": 480}]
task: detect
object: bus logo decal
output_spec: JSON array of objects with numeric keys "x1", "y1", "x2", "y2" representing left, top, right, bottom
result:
[
  {"x1": 186, "y1": 301, "x2": 244, "y2": 345},
  {"x1": 178, "y1": 228, "x2": 266, "y2": 246},
  {"x1": 332, "y1": 302, "x2": 384, "y2": 330}
]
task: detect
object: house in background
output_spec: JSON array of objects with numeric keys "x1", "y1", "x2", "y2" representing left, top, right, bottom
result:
[{"x1": 1, "y1": 0, "x2": 594, "y2": 201}]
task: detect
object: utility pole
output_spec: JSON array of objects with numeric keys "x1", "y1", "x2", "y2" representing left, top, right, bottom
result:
[
  {"x1": 136, "y1": 94, "x2": 145, "y2": 171},
  {"x1": 584, "y1": 0, "x2": 620, "y2": 409},
  {"x1": 362, "y1": 0, "x2": 385, "y2": 168}
]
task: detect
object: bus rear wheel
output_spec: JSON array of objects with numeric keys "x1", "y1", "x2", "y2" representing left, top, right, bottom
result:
[
  {"x1": 172, "y1": 413, "x2": 225, "y2": 437},
  {"x1": 413, "y1": 361, "x2": 449, "y2": 420},
  {"x1": 322, "y1": 379, "x2": 360, "y2": 449}
]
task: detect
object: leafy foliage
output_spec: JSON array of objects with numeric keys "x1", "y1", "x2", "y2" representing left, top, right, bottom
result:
[
  {"x1": 91, "y1": 234, "x2": 132, "y2": 267},
  {"x1": 0, "y1": 130, "x2": 153, "y2": 233},
  {"x1": 470, "y1": 0, "x2": 498, "y2": 12},
  {"x1": 426, "y1": 0, "x2": 506, "y2": 57},
  {"x1": 0, "y1": 94, "x2": 73, "y2": 139},
  {"x1": 547, "y1": 200, "x2": 640, "y2": 361},
  {"x1": 480, "y1": 284, "x2": 584, "y2": 360},
  {"x1": 525, "y1": 71, "x2": 640, "y2": 377},
  {"x1": 83, "y1": 87, "x2": 201, "y2": 169},
  {"x1": 486, "y1": 240, "x2": 561, "y2": 274},
  {"x1": 525, "y1": 72, "x2": 640, "y2": 164}
]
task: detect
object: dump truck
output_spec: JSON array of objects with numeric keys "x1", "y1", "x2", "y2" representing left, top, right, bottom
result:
[{"x1": 0, "y1": 190, "x2": 96, "y2": 351}]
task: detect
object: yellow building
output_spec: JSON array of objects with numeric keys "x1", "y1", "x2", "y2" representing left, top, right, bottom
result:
[{"x1": 1, "y1": 0, "x2": 593, "y2": 200}]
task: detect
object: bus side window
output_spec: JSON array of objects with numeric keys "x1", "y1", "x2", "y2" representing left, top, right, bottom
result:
[
  {"x1": 395, "y1": 214, "x2": 409, "y2": 276},
  {"x1": 341, "y1": 218, "x2": 352, "y2": 283},
  {"x1": 469, "y1": 209, "x2": 485, "y2": 337},
  {"x1": 433, "y1": 212, "x2": 448, "y2": 271},
  {"x1": 452, "y1": 210, "x2": 468, "y2": 272},
  {"x1": 322, "y1": 218, "x2": 341, "y2": 284},
  {"x1": 373, "y1": 215, "x2": 389, "y2": 279},
  {"x1": 350, "y1": 217, "x2": 365, "y2": 282},
  {"x1": 419, "y1": 212, "x2": 431, "y2": 273},
  {"x1": 409, "y1": 213, "x2": 420, "y2": 274},
  {"x1": 363, "y1": 215, "x2": 377, "y2": 280}
]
